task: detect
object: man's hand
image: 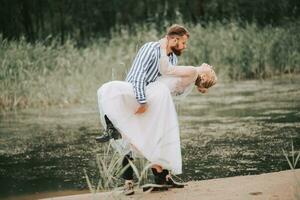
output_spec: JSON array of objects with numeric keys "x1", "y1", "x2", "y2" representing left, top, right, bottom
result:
[
  {"x1": 135, "y1": 103, "x2": 148, "y2": 114},
  {"x1": 202, "y1": 79, "x2": 215, "y2": 88}
]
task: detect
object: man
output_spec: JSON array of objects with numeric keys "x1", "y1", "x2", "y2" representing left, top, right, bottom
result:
[{"x1": 96, "y1": 24, "x2": 189, "y2": 195}]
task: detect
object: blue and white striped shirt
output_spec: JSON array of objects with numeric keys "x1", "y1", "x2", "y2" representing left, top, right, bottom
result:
[{"x1": 126, "y1": 41, "x2": 178, "y2": 104}]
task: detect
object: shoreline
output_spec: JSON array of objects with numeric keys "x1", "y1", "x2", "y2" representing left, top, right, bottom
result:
[{"x1": 39, "y1": 169, "x2": 299, "y2": 200}]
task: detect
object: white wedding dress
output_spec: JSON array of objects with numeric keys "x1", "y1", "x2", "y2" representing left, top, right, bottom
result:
[{"x1": 97, "y1": 50, "x2": 197, "y2": 175}]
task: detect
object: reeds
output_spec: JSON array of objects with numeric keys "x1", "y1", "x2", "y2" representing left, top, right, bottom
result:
[
  {"x1": 1, "y1": 22, "x2": 299, "y2": 110},
  {"x1": 84, "y1": 141, "x2": 152, "y2": 196},
  {"x1": 282, "y1": 140, "x2": 300, "y2": 199},
  {"x1": 182, "y1": 22, "x2": 300, "y2": 79}
]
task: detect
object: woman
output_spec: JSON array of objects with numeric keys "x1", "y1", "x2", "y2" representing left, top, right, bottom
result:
[{"x1": 97, "y1": 38, "x2": 217, "y2": 191}]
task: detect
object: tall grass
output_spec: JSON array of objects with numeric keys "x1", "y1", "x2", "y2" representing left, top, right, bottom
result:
[
  {"x1": 183, "y1": 22, "x2": 300, "y2": 79},
  {"x1": 84, "y1": 141, "x2": 152, "y2": 198},
  {"x1": 282, "y1": 141, "x2": 300, "y2": 199},
  {"x1": 1, "y1": 22, "x2": 299, "y2": 110}
]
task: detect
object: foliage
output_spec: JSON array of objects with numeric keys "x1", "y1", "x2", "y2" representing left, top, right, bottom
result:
[
  {"x1": 84, "y1": 141, "x2": 151, "y2": 197},
  {"x1": 0, "y1": 22, "x2": 299, "y2": 110},
  {"x1": 0, "y1": 0, "x2": 299, "y2": 43},
  {"x1": 282, "y1": 141, "x2": 300, "y2": 199}
]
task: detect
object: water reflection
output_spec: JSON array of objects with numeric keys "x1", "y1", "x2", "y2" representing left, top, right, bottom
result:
[{"x1": 0, "y1": 77, "x2": 299, "y2": 199}]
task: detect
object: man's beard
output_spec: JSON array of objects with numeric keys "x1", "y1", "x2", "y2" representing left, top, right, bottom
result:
[{"x1": 171, "y1": 46, "x2": 183, "y2": 56}]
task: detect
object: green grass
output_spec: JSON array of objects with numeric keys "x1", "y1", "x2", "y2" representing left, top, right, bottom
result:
[
  {"x1": 1, "y1": 22, "x2": 299, "y2": 110},
  {"x1": 282, "y1": 141, "x2": 300, "y2": 170},
  {"x1": 84, "y1": 141, "x2": 152, "y2": 197},
  {"x1": 282, "y1": 140, "x2": 300, "y2": 199}
]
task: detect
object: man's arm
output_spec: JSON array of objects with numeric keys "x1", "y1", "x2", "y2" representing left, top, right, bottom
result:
[{"x1": 130, "y1": 43, "x2": 155, "y2": 104}]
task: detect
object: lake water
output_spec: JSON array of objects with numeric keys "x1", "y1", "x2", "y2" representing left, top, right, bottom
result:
[{"x1": 0, "y1": 76, "x2": 299, "y2": 199}]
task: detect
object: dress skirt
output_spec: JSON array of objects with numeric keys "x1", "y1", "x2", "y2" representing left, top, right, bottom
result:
[{"x1": 97, "y1": 81, "x2": 182, "y2": 174}]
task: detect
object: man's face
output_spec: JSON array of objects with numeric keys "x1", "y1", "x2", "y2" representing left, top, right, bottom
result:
[
  {"x1": 196, "y1": 76, "x2": 208, "y2": 93},
  {"x1": 169, "y1": 35, "x2": 188, "y2": 56}
]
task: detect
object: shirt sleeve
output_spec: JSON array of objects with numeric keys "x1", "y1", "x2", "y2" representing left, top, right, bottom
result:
[
  {"x1": 131, "y1": 43, "x2": 155, "y2": 104},
  {"x1": 172, "y1": 54, "x2": 178, "y2": 65},
  {"x1": 159, "y1": 50, "x2": 196, "y2": 77}
]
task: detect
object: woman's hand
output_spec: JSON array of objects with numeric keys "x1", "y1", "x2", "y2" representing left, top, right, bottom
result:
[
  {"x1": 201, "y1": 63, "x2": 212, "y2": 69},
  {"x1": 160, "y1": 37, "x2": 168, "y2": 50},
  {"x1": 135, "y1": 103, "x2": 148, "y2": 114}
]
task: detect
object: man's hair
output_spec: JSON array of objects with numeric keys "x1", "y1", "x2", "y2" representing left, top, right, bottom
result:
[{"x1": 167, "y1": 24, "x2": 190, "y2": 38}]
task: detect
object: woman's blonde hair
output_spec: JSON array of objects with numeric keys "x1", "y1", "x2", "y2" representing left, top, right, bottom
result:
[{"x1": 195, "y1": 65, "x2": 217, "y2": 88}]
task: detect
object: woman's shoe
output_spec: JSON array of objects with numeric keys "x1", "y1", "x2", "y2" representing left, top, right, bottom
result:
[
  {"x1": 95, "y1": 115, "x2": 121, "y2": 143},
  {"x1": 95, "y1": 127, "x2": 121, "y2": 142},
  {"x1": 95, "y1": 131, "x2": 111, "y2": 142}
]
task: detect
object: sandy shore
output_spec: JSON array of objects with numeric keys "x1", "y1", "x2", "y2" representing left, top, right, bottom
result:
[{"x1": 42, "y1": 169, "x2": 300, "y2": 200}]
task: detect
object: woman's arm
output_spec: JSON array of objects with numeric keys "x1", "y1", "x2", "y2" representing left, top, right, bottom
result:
[{"x1": 159, "y1": 38, "x2": 197, "y2": 78}]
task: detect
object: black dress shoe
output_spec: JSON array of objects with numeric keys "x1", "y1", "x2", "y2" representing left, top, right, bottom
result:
[
  {"x1": 142, "y1": 184, "x2": 169, "y2": 192},
  {"x1": 95, "y1": 132, "x2": 111, "y2": 143},
  {"x1": 95, "y1": 127, "x2": 121, "y2": 143},
  {"x1": 152, "y1": 169, "x2": 186, "y2": 188},
  {"x1": 95, "y1": 115, "x2": 121, "y2": 143},
  {"x1": 166, "y1": 175, "x2": 186, "y2": 188}
]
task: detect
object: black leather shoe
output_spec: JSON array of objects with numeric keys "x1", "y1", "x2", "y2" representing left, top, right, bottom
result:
[
  {"x1": 95, "y1": 131, "x2": 111, "y2": 143},
  {"x1": 152, "y1": 169, "x2": 186, "y2": 188},
  {"x1": 109, "y1": 127, "x2": 122, "y2": 140},
  {"x1": 166, "y1": 175, "x2": 186, "y2": 188},
  {"x1": 95, "y1": 127, "x2": 121, "y2": 143},
  {"x1": 142, "y1": 184, "x2": 169, "y2": 192},
  {"x1": 95, "y1": 115, "x2": 122, "y2": 143}
]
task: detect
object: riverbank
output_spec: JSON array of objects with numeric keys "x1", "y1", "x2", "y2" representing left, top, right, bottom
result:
[
  {"x1": 41, "y1": 169, "x2": 299, "y2": 200},
  {"x1": 1, "y1": 77, "x2": 299, "y2": 199}
]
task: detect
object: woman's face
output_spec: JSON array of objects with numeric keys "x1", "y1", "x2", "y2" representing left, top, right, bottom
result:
[{"x1": 197, "y1": 83, "x2": 208, "y2": 93}]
